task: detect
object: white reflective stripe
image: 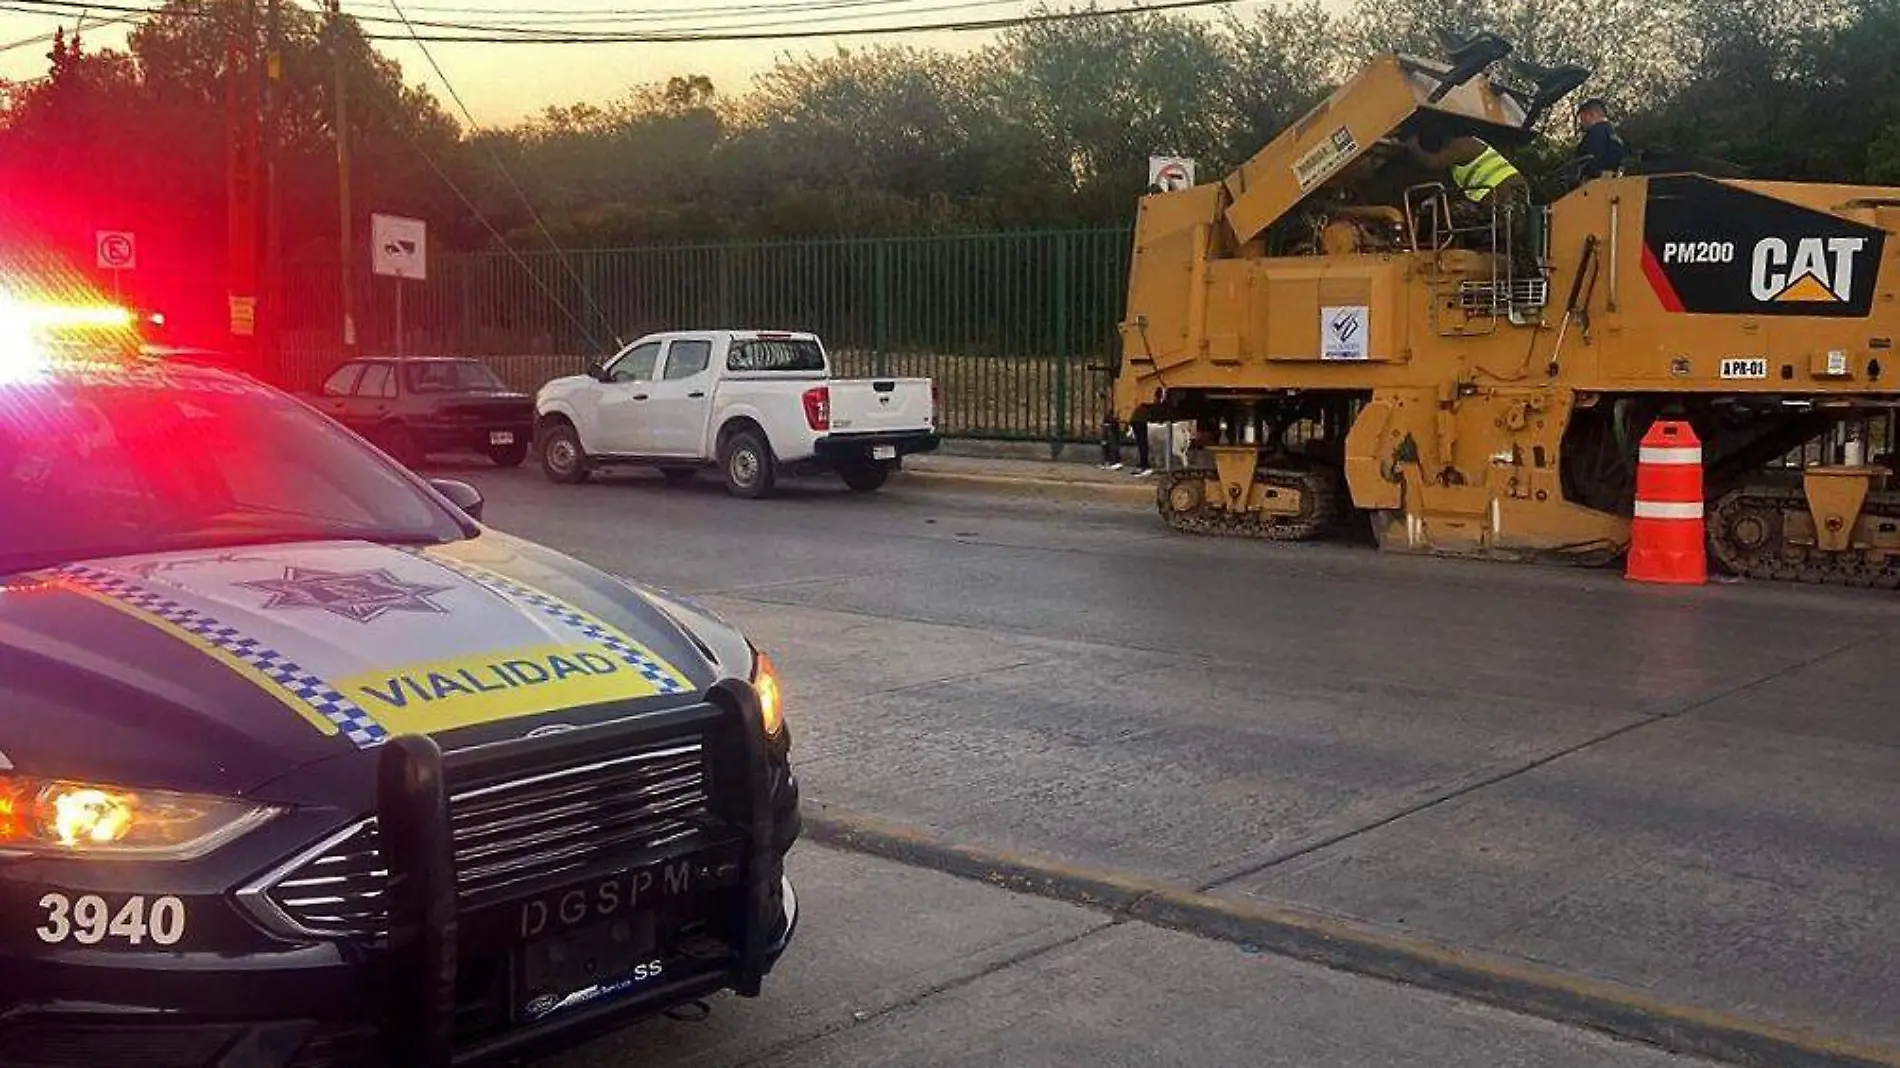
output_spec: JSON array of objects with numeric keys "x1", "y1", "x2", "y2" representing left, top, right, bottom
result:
[
  {"x1": 1639, "y1": 446, "x2": 1703, "y2": 465},
  {"x1": 1633, "y1": 500, "x2": 1704, "y2": 520}
]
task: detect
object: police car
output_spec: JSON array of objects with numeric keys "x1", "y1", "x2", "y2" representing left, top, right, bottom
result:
[{"x1": 0, "y1": 294, "x2": 800, "y2": 1066}]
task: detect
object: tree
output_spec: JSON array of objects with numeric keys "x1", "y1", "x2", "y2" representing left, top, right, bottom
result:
[
  {"x1": 1219, "y1": 2, "x2": 1350, "y2": 165},
  {"x1": 1622, "y1": 0, "x2": 1856, "y2": 178},
  {"x1": 1346, "y1": 0, "x2": 1693, "y2": 119},
  {"x1": 0, "y1": 2, "x2": 470, "y2": 257},
  {"x1": 1837, "y1": 0, "x2": 1900, "y2": 182},
  {"x1": 0, "y1": 1, "x2": 473, "y2": 344},
  {"x1": 465, "y1": 74, "x2": 733, "y2": 246},
  {"x1": 993, "y1": 9, "x2": 1234, "y2": 217},
  {"x1": 123, "y1": 0, "x2": 468, "y2": 255}
]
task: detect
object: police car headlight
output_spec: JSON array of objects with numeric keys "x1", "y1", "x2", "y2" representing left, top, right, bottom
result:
[
  {"x1": 0, "y1": 775, "x2": 277, "y2": 860},
  {"x1": 750, "y1": 649, "x2": 785, "y2": 739}
]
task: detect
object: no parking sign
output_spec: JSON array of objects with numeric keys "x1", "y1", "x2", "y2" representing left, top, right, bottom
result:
[
  {"x1": 95, "y1": 231, "x2": 136, "y2": 271},
  {"x1": 1148, "y1": 156, "x2": 1196, "y2": 192}
]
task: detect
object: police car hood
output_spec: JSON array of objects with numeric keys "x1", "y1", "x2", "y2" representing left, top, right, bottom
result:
[{"x1": 0, "y1": 532, "x2": 725, "y2": 799}]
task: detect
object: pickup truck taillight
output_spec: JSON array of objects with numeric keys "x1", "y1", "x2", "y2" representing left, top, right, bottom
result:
[{"x1": 802, "y1": 386, "x2": 830, "y2": 431}]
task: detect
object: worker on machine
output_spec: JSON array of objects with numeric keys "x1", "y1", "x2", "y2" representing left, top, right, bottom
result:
[
  {"x1": 1405, "y1": 130, "x2": 1534, "y2": 268},
  {"x1": 1572, "y1": 97, "x2": 1628, "y2": 182},
  {"x1": 1405, "y1": 130, "x2": 1528, "y2": 209}
]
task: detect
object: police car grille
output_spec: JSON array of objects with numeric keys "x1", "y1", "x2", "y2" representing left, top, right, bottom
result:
[
  {"x1": 263, "y1": 822, "x2": 388, "y2": 937},
  {"x1": 262, "y1": 739, "x2": 711, "y2": 938},
  {"x1": 449, "y1": 739, "x2": 709, "y2": 906}
]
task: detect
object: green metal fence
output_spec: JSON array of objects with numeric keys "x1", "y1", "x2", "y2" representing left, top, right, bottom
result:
[{"x1": 271, "y1": 227, "x2": 1135, "y2": 445}]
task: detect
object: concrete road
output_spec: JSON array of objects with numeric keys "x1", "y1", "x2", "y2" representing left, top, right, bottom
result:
[
  {"x1": 543, "y1": 844, "x2": 1716, "y2": 1068},
  {"x1": 437, "y1": 459, "x2": 1900, "y2": 1062}
]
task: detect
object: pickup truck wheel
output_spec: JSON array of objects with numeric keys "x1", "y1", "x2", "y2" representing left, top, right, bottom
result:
[
  {"x1": 488, "y1": 441, "x2": 530, "y2": 467},
  {"x1": 720, "y1": 430, "x2": 775, "y2": 499},
  {"x1": 539, "y1": 423, "x2": 591, "y2": 484},
  {"x1": 839, "y1": 462, "x2": 891, "y2": 492}
]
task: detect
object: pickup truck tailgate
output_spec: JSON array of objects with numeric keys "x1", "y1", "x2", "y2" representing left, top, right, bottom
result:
[{"x1": 828, "y1": 377, "x2": 934, "y2": 434}]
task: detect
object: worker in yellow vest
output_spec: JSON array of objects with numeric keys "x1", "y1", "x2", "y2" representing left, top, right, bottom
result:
[
  {"x1": 1405, "y1": 129, "x2": 1534, "y2": 268},
  {"x1": 1406, "y1": 130, "x2": 1528, "y2": 207}
]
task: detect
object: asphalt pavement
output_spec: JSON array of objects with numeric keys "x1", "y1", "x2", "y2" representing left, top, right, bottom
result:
[{"x1": 427, "y1": 455, "x2": 1900, "y2": 1067}]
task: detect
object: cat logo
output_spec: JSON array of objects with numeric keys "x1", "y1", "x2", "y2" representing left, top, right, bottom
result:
[{"x1": 1750, "y1": 237, "x2": 1867, "y2": 304}]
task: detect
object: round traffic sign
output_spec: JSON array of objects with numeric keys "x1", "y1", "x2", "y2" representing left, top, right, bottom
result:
[
  {"x1": 1154, "y1": 162, "x2": 1192, "y2": 191},
  {"x1": 97, "y1": 232, "x2": 135, "y2": 270}
]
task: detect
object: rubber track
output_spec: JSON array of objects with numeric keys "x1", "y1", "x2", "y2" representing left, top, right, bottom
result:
[
  {"x1": 1708, "y1": 486, "x2": 1900, "y2": 589},
  {"x1": 1157, "y1": 466, "x2": 1347, "y2": 541}
]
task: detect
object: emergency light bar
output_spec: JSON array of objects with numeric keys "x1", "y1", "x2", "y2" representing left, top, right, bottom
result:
[
  {"x1": 17, "y1": 303, "x2": 135, "y2": 330},
  {"x1": 0, "y1": 288, "x2": 143, "y2": 385}
]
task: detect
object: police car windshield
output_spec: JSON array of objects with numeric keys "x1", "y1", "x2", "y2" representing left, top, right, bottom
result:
[{"x1": 0, "y1": 366, "x2": 469, "y2": 575}]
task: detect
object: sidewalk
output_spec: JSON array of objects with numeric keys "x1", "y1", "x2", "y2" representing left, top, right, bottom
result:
[
  {"x1": 546, "y1": 843, "x2": 1714, "y2": 1068},
  {"x1": 898, "y1": 452, "x2": 1161, "y2": 503}
]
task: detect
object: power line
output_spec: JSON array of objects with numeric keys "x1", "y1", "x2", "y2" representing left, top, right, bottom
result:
[
  {"x1": 343, "y1": 0, "x2": 931, "y2": 12},
  {"x1": 4, "y1": 0, "x2": 1039, "y2": 37},
  {"x1": 0, "y1": 6, "x2": 143, "y2": 53},
  {"x1": 336, "y1": 0, "x2": 1028, "y2": 27},
  {"x1": 344, "y1": 0, "x2": 1041, "y2": 38},
  {"x1": 9, "y1": 0, "x2": 978, "y2": 30},
  {"x1": 355, "y1": 0, "x2": 621, "y2": 347},
  {"x1": 3, "y1": 0, "x2": 1257, "y2": 44},
  {"x1": 292, "y1": 0, "x2": 608, "y2": 353},
  {"x1": 0, "y1": 8, "x2": 148, "y2": 81},
  {"x1": 372, "y1": 0, "x2": 1260, "y2": 41},
  {"x1": 0, "y1": 0, "x2": 607, "y2": 346},
  {"x1": 7, "y1": 0, "x2": 1025, "y2": 42}
]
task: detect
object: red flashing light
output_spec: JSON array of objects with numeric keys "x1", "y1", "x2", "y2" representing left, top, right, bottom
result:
[
  {"x1": 24, "y1": 304, "x2": 135, "y2": 331},
  {"x1": 0, "y1": 290, "x2": 143, "y2": 384},
  {"x1": 802, "y1": 386, "x2": 830, "y2": 431}
]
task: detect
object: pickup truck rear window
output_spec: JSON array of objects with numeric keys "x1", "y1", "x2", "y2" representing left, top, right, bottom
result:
[{"x1": 728, "y1": 338, "x2": 825, "y2": 373}]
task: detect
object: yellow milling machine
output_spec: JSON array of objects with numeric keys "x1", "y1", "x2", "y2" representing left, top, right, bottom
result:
[{"x1": 1112, "y1": 35, "x2": 1900, "y2": 585}]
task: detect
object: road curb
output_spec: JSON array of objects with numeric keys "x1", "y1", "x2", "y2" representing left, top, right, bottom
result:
[
  {"x1": 895, "y1": 468, "x2": 1155, "y2": 505},
  {"x1": 804, "y1": 805, "x2": 1900, "y2": 1068}
]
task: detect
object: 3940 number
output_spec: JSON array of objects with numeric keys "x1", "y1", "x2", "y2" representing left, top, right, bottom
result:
[{"x1": 36, "y1": 893, "x2": 186, "y2": 946}]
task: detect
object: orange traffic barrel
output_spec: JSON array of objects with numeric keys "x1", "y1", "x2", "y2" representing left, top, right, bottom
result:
[{"x1": 1626, "y1": 419, "x2": 1707, "y2": 584}]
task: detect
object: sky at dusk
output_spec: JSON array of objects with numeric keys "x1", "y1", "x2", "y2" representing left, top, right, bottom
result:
[{"x1": 0, "y1": 1, "x2": 1307, "y2": 128}]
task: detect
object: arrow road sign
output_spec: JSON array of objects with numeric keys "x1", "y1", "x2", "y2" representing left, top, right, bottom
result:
[{"x1": 371, "y1": 214, "x2": 428, "y2": 280}]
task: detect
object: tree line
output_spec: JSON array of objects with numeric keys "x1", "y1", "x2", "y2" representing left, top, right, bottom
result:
[{"x1": 0, "y1": 0, "x2": 1895, "y2": 266}]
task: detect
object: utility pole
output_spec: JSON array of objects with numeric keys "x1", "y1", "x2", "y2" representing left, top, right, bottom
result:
[
  {"x1": 328, "y1": 0, "x2": 357, "y2": 357},
  {"x1": 225, "y1": 0, "x2": 260, "y2": 360},
  {"x1": 261, "y1": 0, "x2": 282, "y2": 378}
]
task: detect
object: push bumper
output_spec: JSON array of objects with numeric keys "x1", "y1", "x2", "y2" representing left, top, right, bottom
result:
[
  {"x1": 0, "y1": 681, "x2": 800, "y2": 1068},
  {"x1": 812, "y1": 430, "x2": 941, "y2": 466},
  {"x1": 0, "y1": 879, "x2": 797, "y2": 1068}
]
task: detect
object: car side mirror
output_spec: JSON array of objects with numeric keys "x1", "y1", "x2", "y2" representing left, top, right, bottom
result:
[
  {"x1": 429, "y1": 478, "x2": 485, "y2": 523},
  {"x1": 589, "y1": 364, "x2": 610, "y2": 382}
]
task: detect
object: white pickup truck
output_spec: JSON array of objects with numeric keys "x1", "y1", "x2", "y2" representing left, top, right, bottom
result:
[{"x1": 533, "y1": 330, "x2": 939, "y2": 497}]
